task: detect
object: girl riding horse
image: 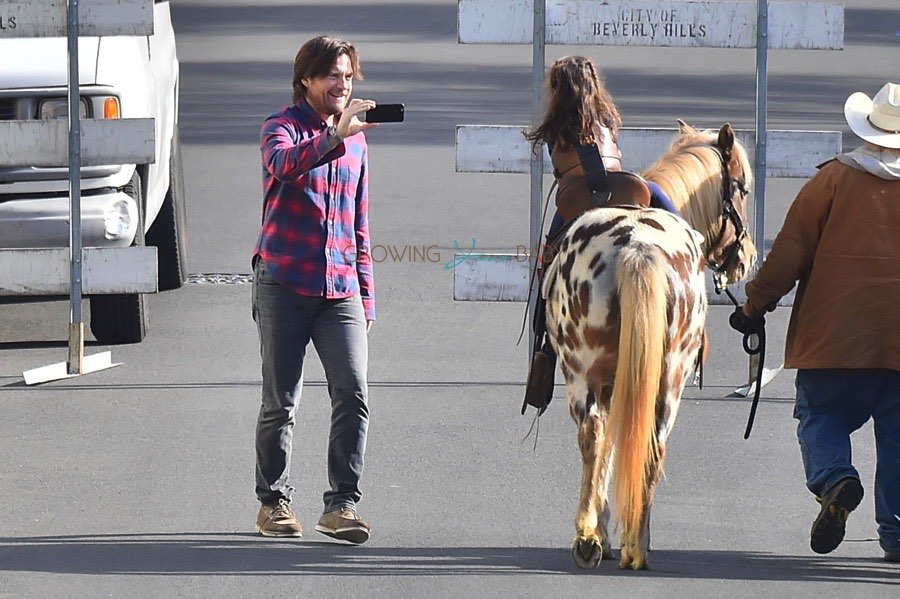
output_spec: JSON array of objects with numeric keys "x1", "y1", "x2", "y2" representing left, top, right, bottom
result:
[
  {"x1": 544, "y1": 120, "x2": 757, "y2": 569},
  {"x1": 523, "y1": 55, "x2": 680, "y2": 414}
]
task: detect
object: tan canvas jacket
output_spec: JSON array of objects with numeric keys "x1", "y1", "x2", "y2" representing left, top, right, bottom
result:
[{"x1": 745, "y1": 159, "x2": 900, "y2": 369}]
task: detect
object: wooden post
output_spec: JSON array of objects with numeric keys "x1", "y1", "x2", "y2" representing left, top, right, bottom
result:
[{"x1": 65, "y1": 0, "x2": 84, "y2": 374}]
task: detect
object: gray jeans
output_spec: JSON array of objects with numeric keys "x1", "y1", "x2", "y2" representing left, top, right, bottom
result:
[{"x1": 252, "y1": 257, "x2": 369, "y2": 513}]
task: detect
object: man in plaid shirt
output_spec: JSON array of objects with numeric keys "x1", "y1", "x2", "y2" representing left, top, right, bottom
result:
[{"x1": 252, "y1": 35, "x2": 378, "y2": 544}]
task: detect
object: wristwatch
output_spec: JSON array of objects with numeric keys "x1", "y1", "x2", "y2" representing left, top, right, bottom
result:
[{"x1": 327, "y1": 125, "x2": 343, "y2": 143}]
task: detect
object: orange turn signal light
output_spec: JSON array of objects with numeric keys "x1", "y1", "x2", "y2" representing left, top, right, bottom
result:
[{"x1": 103, "y1": 97, "x2": 120, "y2": 119}]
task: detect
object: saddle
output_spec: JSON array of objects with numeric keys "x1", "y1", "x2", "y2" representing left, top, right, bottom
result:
[{"x1": 551, "y1": 144, "x2": 651, "y2": 222}]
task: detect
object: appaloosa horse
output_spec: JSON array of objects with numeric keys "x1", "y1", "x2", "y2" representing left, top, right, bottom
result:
[{"x1": 542, "y1": 121, "x2": 756, "y2": 570}]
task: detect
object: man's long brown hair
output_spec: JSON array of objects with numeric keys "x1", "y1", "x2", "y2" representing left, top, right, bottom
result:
[
  {"x1": 524, "y1": 56, "x2": 622, "y2": 152},
  {"x1": 292, "y1": 36, "x2": 363, "y2": 104}
]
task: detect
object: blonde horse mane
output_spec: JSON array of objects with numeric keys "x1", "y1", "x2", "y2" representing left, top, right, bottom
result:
[{"x1": 641, "y1": 121, "x2": 752, "y2": 253}]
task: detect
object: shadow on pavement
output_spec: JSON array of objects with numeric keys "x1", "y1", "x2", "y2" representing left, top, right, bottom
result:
[
  {"x1": 178, "y1": 58, "x2": 875, "y2": 147},
  {"x1": 170, "y1": 3, "x2": 895, "y2": 147},
  {"x1": 0, "y1": 533, "x2": 897, "y2": 582},
  {"x1": 0, "y1": 380, "x2": 794, "y2": 408},
  {"x1": 0, "y1": 341, "x2": 104, "y2": 351}
]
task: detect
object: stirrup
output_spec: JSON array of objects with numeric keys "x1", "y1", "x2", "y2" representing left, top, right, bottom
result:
[{"x1": 522, "y1": 345, "x2": 556, "y2": 415}]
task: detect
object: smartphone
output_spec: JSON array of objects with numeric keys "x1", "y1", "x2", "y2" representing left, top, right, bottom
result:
[{"x1": 364, "y1": 103, "x2": 405, "y2": 123}]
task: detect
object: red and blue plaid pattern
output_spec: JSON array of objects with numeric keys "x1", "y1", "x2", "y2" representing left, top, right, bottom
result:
[{"x1": 254, "y1": 101, "x2": 375, "y2": 320}]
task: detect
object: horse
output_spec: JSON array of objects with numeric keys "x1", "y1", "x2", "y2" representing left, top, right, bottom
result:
[{"x1": 542, "y1": 121, "x2": 756, "y2": 570}]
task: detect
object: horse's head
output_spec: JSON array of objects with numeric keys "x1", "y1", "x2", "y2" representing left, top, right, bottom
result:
[
  {"x1": 645, "y1": 121, "x2": 757, "y2": 283},
  {"x1": 697, "y1": 121, "x2": 757, "y2": 283}
]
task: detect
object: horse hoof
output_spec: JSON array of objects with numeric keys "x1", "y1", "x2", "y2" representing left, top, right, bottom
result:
[
  {"x1": 572, "y1": 538, "x2": 603, "y2": 568},
  {"x1": 618, "y1": 555, "x2": 649, "y2": 571}
]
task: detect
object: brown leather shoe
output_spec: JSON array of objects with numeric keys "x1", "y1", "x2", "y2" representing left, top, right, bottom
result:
[
  {"x1": 315, "y1": 508, "x2": 371, "y2": 544},
  {"x1": 523, "y1": 345, "x2": 556, "y2": 414},
  {"x1": 256, "y1": 499, "x2": 303, "y2": 538}
]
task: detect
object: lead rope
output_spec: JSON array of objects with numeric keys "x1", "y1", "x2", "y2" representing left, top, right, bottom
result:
[
  {"x1": 741, "y1": 325, "x2": 765, "y2": 439},
  {"x1": 715, "y1": 279, "x2": 766, "y2": 439}
]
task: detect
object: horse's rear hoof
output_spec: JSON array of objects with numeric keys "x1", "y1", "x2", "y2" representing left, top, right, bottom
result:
[
  {"x1": 618, "y1": 552, "x2": 649, "y2": 571},
  {"x1": 572, "y1": 538, "x2": 603, "y2": 568}
]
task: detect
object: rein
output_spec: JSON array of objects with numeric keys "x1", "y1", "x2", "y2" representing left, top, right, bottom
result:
[
  {"x1": 517, "y1": 178, "x2": 559, "y2": 347},
  {"x1": 707, "y1": 144, "x2": 763, "y2": 439}
]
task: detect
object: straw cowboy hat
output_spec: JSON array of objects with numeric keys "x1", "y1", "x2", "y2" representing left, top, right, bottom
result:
[{"x1": 844, "y1": 82, "x2": 900, "y2": 149}]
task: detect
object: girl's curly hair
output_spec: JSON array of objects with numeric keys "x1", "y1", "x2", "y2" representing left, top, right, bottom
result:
[{"x1": 524, "y1": 56, "x2": 622, "y2": 152}]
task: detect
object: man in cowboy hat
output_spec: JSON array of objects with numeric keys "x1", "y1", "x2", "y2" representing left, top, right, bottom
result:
[{"x1": 732, "y1": 82, "x2": 900, "y2": 561}]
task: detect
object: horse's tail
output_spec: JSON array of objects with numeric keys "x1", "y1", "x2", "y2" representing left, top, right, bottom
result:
[{"x1": 609, "y1": 242, "x2": 667, "y2": 533}]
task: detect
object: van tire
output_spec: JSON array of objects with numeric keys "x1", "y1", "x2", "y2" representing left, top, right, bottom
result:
[
  {"x1": 147, "y1": 125, "x2": 188, "y2": 291},
  {"x1": 89, "y1": 172, "x2": 149, "y2": 344}
]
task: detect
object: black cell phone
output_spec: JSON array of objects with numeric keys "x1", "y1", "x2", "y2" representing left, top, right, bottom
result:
[{"x1": 364, "y1": 103, "x2": 405, "y2": 123}]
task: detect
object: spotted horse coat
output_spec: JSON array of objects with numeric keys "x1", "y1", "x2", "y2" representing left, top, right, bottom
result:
[{"x1": 541, "y1": 122, "x2": 756, "y2": 571}]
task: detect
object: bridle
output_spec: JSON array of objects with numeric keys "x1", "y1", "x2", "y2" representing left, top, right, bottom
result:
[
  {"x1": 708, "y1": 145, "x2": 750, "y2": 293},
  {"x1": 706, "y1": 144, "x2": 765, "y2": 440}
]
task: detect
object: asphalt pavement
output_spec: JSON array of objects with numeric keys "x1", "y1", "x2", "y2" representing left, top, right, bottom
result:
[{"x1": 2, "y1": 1, "x2": 898, "y2": 596}]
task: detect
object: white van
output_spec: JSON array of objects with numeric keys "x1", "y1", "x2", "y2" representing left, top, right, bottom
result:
[{"x1": 0, "y1": 0, "x2": 186, "y2": 344}]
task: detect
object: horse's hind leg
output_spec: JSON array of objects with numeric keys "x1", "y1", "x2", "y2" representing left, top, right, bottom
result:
[
  {"x1": 618, "y1": 444, "x2": 663, "y2": 570},
  {"x1": 593, "y1": 384, "x2": 615, "y2": 560},
  {"x1": 569, "y1": 379, "x2": 612, "y2": 568},
  {"x1": 596, "y1": 430, "x2": 615, "y2": 560},
  {"x1": 620, "y1": 376, "x2": 685, "y2": 571},
  {"x1": 620, "y1": 444, "x2": 665, "y2": 570},
  {"x1": 624, "y1": 367, "x2": 690, "y2": 569}
]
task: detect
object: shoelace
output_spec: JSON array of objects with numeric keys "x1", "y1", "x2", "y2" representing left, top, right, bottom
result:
[{"x1": 271, "y1": 500, "x2": 295, "y2": 522}]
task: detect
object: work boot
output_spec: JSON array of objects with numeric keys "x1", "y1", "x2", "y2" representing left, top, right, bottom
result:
[
  {"x1": 315, "y1": 508, "x2": 371, "y2": 544},
  {"x1": 523, "y1": 340, "x2": 556, "y2": 415},
  {"x1": 256, "y1": 498, "x2": 303, "y2": 538},
  {"x1": 810, "y1": 477, "x2": 864, "y2": 554}
]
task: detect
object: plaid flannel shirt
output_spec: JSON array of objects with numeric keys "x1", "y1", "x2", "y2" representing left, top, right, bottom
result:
[{"x1": 254, "y1": 101, "x2": 375, "y2": 320}]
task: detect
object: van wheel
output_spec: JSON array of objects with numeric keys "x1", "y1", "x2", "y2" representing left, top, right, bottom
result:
[
  {"x1": 90, "y1": 172, "x2": 149, "y2": 344},
  {"x1": 147, "y1": 124, "x2": 188, "y2": 290}
]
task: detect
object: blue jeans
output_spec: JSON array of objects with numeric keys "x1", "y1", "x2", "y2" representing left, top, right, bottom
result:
[
  {"x1": 795, "y1": 369, "x2": 900, "y2": 553},
  {"x1": 251, "y1": 257, "x2": 369, "y2": 513}
]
